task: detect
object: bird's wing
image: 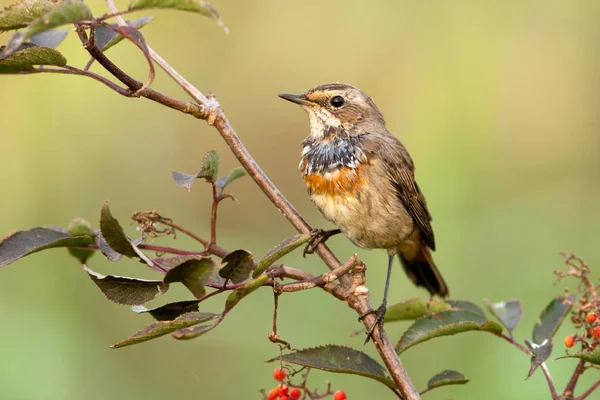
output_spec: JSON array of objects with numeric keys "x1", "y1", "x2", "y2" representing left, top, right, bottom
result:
[{"x1": 383, "y1": 140, "x2": 436, "y2": 251}]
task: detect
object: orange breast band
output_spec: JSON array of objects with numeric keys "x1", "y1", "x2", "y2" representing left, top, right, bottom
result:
[{"x1": 303, "y1": 164, "x2": 365, "y2": 196}]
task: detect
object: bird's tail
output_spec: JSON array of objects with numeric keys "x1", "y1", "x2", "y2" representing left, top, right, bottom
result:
[{"x1": 398, "y1": 244, "x2": 449, "y2": 297}]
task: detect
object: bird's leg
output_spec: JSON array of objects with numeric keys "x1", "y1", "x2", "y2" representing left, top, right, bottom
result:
[
  {"x1": 303, "y1": 228, "x2": 342, "y2": 257},
  {"x1": 359, "y1": 253, "x2": 394, "y2": 344}
]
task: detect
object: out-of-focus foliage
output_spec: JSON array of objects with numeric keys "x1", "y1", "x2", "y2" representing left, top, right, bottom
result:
[{"x1": 0, "y1": 0, "x2": 598, "y2": 399}]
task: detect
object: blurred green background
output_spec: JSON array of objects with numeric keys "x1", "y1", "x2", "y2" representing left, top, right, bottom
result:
[{"x1": 1, "y1": 0, "x2": 599, "y2": 399}]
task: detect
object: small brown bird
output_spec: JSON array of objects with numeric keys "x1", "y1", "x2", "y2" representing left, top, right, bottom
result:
[{"x1": 279, "y1": 83, "x2": 449, "y2": 340}]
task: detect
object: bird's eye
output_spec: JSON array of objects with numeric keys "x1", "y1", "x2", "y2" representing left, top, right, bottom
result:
[{"x1": 330, "y1": 95, "x2": 345, "y2": 108}]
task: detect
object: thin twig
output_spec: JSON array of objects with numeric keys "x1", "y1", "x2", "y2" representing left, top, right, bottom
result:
[
  {"x1": 15, "y1": 66, "x2": 134, "y2": 96},
  {"x1": 278, "y1": 254, "x2": 357, "y2": 293},
  {"x1": 564, "y1": 360, "x2": 586, "y2": 398},
  {"x1": 492, "y1": 332, "x2": 559, "y2": 399},
  {"x1": 104, "y1": 0, "x2": 210, "y2": 106},
  {"x1": 576, "y1": 379, "x2": 600, "y2": 400},
  {"x1": 74, "y1": 25, "x2": 207, "y2": 119}
]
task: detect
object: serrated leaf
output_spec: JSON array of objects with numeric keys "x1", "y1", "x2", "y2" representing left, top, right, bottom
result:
[
  {"x1": 0, "y1": 0, "x2": 57, "y2": 32},
  {"x1": 163, "y1": 257, "x2": 216, "y2": 299},
  {"x1": 0, "y1": 44, "x2": 66, "y2": 73},
  {"x1": 396, "y1": 310, "x2": 503, "y2": 354},
  {"x1": 96, "y1": 233, "x2": 123, "y2": 262},
  {"x1": 30, "y1": 28, "x2": 68, "y2": 48},
  {"x1": 111, "y1": 311, "x2": 218, "y2": 348},
  {"x1": 253, "y1": 233, "x2": 311, "y2": 278},
  {"x1": 224, "y1": 274, "x2": 268, "y2": 314},
  {"x1": 84, "y1": 265, "x2": 167, "y2": 305},
  {"x1": 66, "y1": 217, "x2": 95, "y2": 263},
  {"x1": 132, "y1": 300, "x2": 200, "y2": 321},
  {"x1": 172, "y1": 150, "x2": 219, "y2": 190},
  {"x1": 532, "y1": 295, "x2": 575, "y2": 345},
  {"x1": 127, "y1": 0, "x2": 227, "y2": 33},
  {"x1": 99, "y1": 202, "x2": 138, "y2": 258},
  {"x1": 94, "y1": 16, "x2": 153, "y2": 52},
  {"x1": 266, "y1": 345, "x2": 396, "y2": 389},
  {"x1": 219, "y1": 249, "x2": 254, "y2": 284},
  {"x1": 557, "y1": 347, "x2": 600, "y2": 365},
  {"x1": 425, "y1": 370, "x2": 469, "y2": 391},
  {"x1": 385, "y1": 297, "x2": 452, "y2": 322},
  {"x1": 215, "y1": 167, "x2": 246, "y2": 189},
  {"x1": 0, "y1": 226, "x2": 94, "y2": 267},
  {"x1": 525, "y1": 339, "x2": 553, "y2": 378},
  {"x1": 484, "y1": 298, "x2": 523, "y2": 333},
  {"x1": 197, "y1": 150, "x2": 218, "y2": 181}
]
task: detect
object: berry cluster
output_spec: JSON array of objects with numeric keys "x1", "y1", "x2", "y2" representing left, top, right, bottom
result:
[
  {"x1": 264, "y1": 367, "x2": 347, "y2": 400},
  {"x1": 564, "y1": 311, "x2": 600, "y2": 349}
]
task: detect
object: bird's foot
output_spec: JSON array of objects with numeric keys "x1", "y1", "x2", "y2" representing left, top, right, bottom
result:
[
  {"x1": 302, "y1": 228, "x2": 341, "y2": 257},
  {"x1": 358, "y1": 303, "x2": 387, "y2": 344}
]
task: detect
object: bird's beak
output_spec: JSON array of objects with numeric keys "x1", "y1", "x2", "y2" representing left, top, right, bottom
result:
[{"x1": 278, "y1": 93, "x2": 316, "y2": 106}]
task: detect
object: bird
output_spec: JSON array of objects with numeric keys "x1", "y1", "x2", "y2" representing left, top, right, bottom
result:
[{"x1": 278, "y1": 83, "x2": 449, "y2": 341}]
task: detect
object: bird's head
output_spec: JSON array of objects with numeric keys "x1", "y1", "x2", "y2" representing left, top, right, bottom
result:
[{"x1": 279, "y1": 83, "x2": 385, "y2": 140}]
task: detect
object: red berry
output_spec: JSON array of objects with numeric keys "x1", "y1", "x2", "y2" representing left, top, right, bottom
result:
[
  {"x1": 279, "y1": 384, "x2": 289, "y2": 395},
  {"x1": 593, "y1": 326, "x2": 600, "y2": 338},
  {"x1": 289, "y1": 388, "x2": 301, "y2": 399},
  {"x1": 281, "y1": 397, "x2": 291, "y2": 400},
  {"x1": 564, "y1": 335, "x2": 575, "y2": 348},
  {"x1": 267, "y1": 387, "x2": 280, "y2": 400},
  {"x1": 333, "y1": 390, "x2": 347, "y2": 400},
  {"x1": 273, "y1": 368, "x2": 286, "y2": 381},
  {"x1": 587, "y1": 312, "x2": 597, "y2": 323}
]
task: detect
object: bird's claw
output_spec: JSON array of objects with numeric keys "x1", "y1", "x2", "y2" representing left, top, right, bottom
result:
[
  {"x1": 359, "y1": 304, "x2": 387, "y2": 344},
  {"x1": 302, "y1": 229, "x2": 340, "y2": 257}
]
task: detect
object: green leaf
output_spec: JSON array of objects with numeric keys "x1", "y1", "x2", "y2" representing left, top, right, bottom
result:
[
  {"x1": 111, "y1": 311, "x2": 218, "y2": 348},
  {"x1": 171, "y1": 320, "x2": 220, "y2": 340},
  {"x1": 484, "y1": 298, "x2": 523, "y2": 333},
  {"x1": 66, "y1": 217, "x2": 95, "y2": 263},
  {"x1": 219, "y1": 249, "x2": 254, "y2": 284},
  {"x1": 0, "y1": 0, "x2": 57, "y2": 32},
  {"x1": 30, "y1": 28, "x2": 68, "y2": 48},
  {"x1": 385, "y1": 297, "x2": 451, "y2": 322},
  {"x1": 266, "y1": 345, "x2": 396, "y2": 389},
  {"x1": 253, "y1": 233, "x2": 311, "y2": 278},
  {"x1": 196, "y1": 150, "x2": 219, "y2": 182},
  {"x1": 0, "y1": 226, "x2": 94, "y2": 267},
  {"x1": 94, "y1": 16, "x2": 153, "y2": 52},
  {"x1": 532, "y1": 295, "x2": 575, "y2": 345},
  {"x1": 172, "y1": 150, "x2": 219, "y2": 190},
  {"x1": 425, "y1": 370, "x2": 469, "y2": 392},
  {"x1": 396, "y1": 310, "x2": 503, "y2": 354},
  {"x1": 0, "y1": 44, "x2": 66, "y2": 73},
  {"x1": 84, "y1": 265, "x2": 168, "y2": 305},
  {"x1": 132, "y1": 300, "x2": 200, "y2": 321},
  {"x1": 163, "y1": 257, "x2": 217, "y2": 299},
  {"x1": 224, "y1": 274, "x2": 268, "y2": 314},
  {"x1": 26, "y1": 0, "x2": 91, "y2": 38},
  {"x1": 96, "y1": 233, "x2": 122, "y2": 262},
  {"x1": 557, "y1": 347, "x2": 600, "y2": 365},
  {"x1": 446, "y1": 299, "x2": 486, "y2": 318},
  {"x1": 524, "y1": 339, "x2": 553, "y2": 378},
  {"x1": 128, "y1": 0, "x2": 227, "y2": 33},
  {"x1": 99, "y1": 202, "x2": 138, "y2": 258},
  {"x1": 215, "y1": 167, "x2": 246, "y2": 189}
]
